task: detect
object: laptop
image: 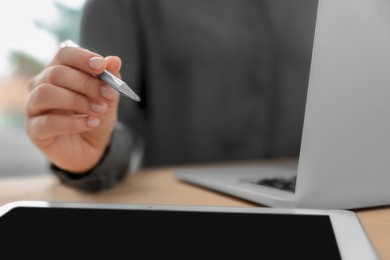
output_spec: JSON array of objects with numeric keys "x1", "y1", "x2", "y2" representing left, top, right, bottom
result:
[{"x1": 174, "y1": 0, "x2": 390, "y2": 210}]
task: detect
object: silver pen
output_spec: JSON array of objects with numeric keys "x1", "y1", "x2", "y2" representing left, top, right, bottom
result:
[{"x1": 60, "y1": 39, "x2": 141, "y2": 102}]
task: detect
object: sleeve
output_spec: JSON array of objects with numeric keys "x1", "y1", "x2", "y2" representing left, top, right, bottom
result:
[
  {"x1": 50, "y1": 0, "x2": 147, "y2": 192},
  {"x1": 51, "y1": 122, "x2": 134, "y2": 192}
]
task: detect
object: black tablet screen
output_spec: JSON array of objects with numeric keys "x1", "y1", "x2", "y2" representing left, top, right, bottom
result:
[{"x1": 0, "y1": 206, "x2": 341, "y2": 259}]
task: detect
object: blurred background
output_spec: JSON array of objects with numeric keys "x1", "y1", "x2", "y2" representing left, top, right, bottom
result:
[{"x1": 0, "y1": 0, "x2": 87, "y2": 177}]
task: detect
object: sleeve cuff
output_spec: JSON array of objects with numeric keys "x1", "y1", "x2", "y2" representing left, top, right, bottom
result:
[{"x1": 51, "y1": 122, "x2": 134, "y2": 192}]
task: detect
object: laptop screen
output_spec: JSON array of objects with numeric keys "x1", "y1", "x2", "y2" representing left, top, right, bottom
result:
[{"x1": 261, "y1": 0, "x2": 319, "y2": 156}]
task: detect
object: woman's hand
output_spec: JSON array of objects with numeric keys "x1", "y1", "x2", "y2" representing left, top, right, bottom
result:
[{"x1": 25, "y1": 45, "x2": 122, "y2": 173}]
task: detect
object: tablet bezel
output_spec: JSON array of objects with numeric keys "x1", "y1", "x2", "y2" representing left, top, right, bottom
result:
[{"x1": 0, "y1": 200, "x2": 379, "y2": 260}]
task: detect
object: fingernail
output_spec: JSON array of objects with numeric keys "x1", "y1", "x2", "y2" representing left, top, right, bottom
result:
[
  {"x1": 89, "y1": 57, "x2": 105, "y2": 70},
  {"x1": 86, "y1": 117, "x2": 100, "y2": 128},
  {"x1": 100, "y1": 84, "x2": 118, "y2": 100},
  {"x1": 90, "y1": 102, "x2": 108, "y2": 113}
]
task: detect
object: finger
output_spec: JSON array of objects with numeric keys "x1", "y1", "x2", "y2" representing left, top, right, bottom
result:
[
  {"x1": 40, "y1": 56, "x2": 122, "y2": 102},
  {"x1": 26, "y1": 83, "x2": 107, "y2": 117},
  {"x1": 106, "y1": 56, "x2": 122, "y2": 77},
  {"x1": 49, "y1": 46, "x2": 107, "y2": 76},
  {"x1": 35, "y1": 64, "x2": 105, "y2": 100},
  {"x1": 27, "y1": 114, "x2": 100, "y2": 141},
  {"x1": 99, "y1": 56, "x2": 122, "y2": 101}
]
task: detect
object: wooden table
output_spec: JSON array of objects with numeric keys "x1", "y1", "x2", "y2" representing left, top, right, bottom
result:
[{"x1": 0, "y1": 166, "x2": 389, "y2": 259}]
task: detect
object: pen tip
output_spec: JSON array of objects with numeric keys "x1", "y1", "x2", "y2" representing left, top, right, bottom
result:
[{"x1": 119, "y1": 83, "x2": 141, "y2": 102}]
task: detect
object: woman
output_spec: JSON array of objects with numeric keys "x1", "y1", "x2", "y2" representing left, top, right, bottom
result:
[{"x1": 25, "y1": 0, "x2": 316, "y2": 191}]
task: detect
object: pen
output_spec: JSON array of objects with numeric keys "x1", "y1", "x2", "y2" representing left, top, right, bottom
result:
[{"x1": 60, "y1": 39, "x2": 141, "y2": 102}]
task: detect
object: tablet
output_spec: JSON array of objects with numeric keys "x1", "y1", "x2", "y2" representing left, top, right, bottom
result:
[{"x1": 0, "y1": 200, "x2": 378, "y2": 259}]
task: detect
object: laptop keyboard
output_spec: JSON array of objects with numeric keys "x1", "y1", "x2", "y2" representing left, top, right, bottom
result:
[{"x1": 252, "y1": 176, "x2": 297, "y2": 192}]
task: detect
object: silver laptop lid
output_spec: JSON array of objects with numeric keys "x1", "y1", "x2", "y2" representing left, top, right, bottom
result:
[{"x1": 296, "y1": 0, "x2": 390, "y2": 209}]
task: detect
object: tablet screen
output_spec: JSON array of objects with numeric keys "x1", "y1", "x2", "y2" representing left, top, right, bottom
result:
[{"x1": 1, "y1": 206, "x2": 341, "y2": 259}]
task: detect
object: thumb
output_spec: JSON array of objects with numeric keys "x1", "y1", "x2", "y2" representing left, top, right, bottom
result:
[
  {"x1": 99, "y1": 56, "x2": 122, "y2": 103},
  {"x1": 105, "y1": 56, "x2": 122, "y2": 78}
]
